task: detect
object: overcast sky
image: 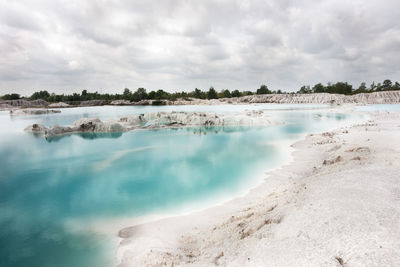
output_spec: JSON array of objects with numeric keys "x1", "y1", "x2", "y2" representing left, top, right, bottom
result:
[{"x1": 1, "y1": 0, "x2": 399, "y2": 95}]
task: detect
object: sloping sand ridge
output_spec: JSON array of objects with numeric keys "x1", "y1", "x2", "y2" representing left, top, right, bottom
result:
[{"x1": 117, "y1": 110, "x2": 400, "y2": 266}]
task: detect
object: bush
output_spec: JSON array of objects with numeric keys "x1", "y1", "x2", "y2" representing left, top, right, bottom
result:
[{"x1": 2, "y1": 93, "x2": 21, "y2": 100}]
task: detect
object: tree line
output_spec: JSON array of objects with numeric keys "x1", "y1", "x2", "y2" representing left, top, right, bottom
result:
[
  {"x1": 298, "y1": 79, "x2": 400, "y2": 95},
  {"x1": 1, "y1": 79, "x2": 399, "y2": 103},
  {"x1": 0, "y1": 85, "x2": 274, "y2": 102}
]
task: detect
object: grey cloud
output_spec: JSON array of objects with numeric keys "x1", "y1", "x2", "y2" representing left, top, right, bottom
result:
[
  {"x1": 0, "y1": 2, "x2": 43, "y2": 32},
  {"x1": 1, "y1": 0, "x2": 400, "y2": 95}
]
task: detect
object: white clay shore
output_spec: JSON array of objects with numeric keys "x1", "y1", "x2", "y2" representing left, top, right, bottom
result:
[{"x1": 116, "y1": 108, "x2": 400, "y2": 266}]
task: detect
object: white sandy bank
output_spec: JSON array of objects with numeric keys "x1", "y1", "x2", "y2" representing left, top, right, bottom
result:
[{"x1": 117, "y1": 111, "x2": 400, "y2": 267}]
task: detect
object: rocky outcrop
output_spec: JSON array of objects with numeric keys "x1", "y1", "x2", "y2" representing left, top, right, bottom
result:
[
  {"x1": 0, "y1": 99, "x2": 49, "y2": 107},
  {"x1": 25, "y1": 118, "x2": 128, "y2": 138},
  {"x1": 346, "y1": 91, "x2": 400, "y2": 104},
  {"x1": 72, "y1": 118, "x2": 127, "y2": 133},
  {"x1": 25, "y1": 111, "x2": 278, "y2": 138},
  {"x1": 0, "y1": 103, "x2": 13, "y2": 110},
  {"x1": 137, "y1": 111, "x2": 275, "y2": 127},
  {"x1": 238, "y1": 93, "x2": 346, "y2": 104},
  {"x1": 79, "y1": 100, "x2": 108, "y2": 106},
  {"x1": 24, "y1": 123, "x2": 48, "y2": 134},
  {"x1": 10, "y1": 109, "x2": 61, "y2": 116},
  {"x1": 111, "y1": 100, "x2": 132, "y2": 105},
  {"x1": 4, "y1": 91, "x2": 399, "y2": 110},
  {"x1": 132, "y1": 91, "x2": 400, "y2": 105},
  {"x1": 134, "y1": 98, "x2": 223, "y2": 106},
  {"x1": 235, "y1": 91, "x2": 400, "y2": 104},
  {"x1": 48, "y1": 102, "x2": 70, "y2": 108},
  {"x1": 6, "y1": 90, "x2": 399, "y2": 110}
]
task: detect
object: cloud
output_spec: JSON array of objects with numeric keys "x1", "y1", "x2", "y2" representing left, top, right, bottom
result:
[{"x1": 0, "y1": 0, "x2": 399, "y2": 95}]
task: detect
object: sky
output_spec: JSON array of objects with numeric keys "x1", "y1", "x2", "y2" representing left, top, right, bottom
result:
[{"x1": 0, "y1": 0, "x2": 400, "y2": 95}]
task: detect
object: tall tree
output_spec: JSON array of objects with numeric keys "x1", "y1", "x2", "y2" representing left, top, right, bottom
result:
[
  {"x1": 333, "y1": 82, "x2": 353, "y2": 95},
  {"x1": 382, "y1": 79, "x2": 392, "y2": 90},
  {"x1": 207, "y1": 87, "x2": 218, "y2": 99},
  {"x1": 312, "y1": 83, "x2": 326, "y2": 93},
  {"x1": 256, "y1": 84, "x2": 271, "y2": 94},
  {"x1": 298, "y1": 85, "x2": 311, "y2": 94},
  {"x1": 231, "y1": 90, "x2": 241, "y2": 97},
  {"x1": 193, "y1": 88, "x2": 205, "y2": 99},
  {"x1": 133, "y1": 88, "x2": 148, "y2": 102},
  {"x1": 221, "y1": 89, "x2": 231, "y2": 98},
  {"x1": 123, "y1": 88, "x2": 132, "y2": 99},
  {"x1": 30, "y1": 90, "x2": 50, "y2": 100},
  {"x1": 2, "y1": 93, "x2": 20, "y2": 100}
]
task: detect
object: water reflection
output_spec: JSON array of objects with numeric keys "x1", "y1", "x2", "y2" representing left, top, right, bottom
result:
[
  {"x1": 157, "y1": 125, "x2": 263, "y2": 135},
  {"x1": 43, "y1": 125, "x2": 264, "y2": 142},
  {"x1": 45, "y1": 132, "x2": 123, "y2": 142}
]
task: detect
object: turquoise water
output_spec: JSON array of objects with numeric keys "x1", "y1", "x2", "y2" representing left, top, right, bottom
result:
[
  {"x1": 2, "y1": 104, "x2": 329, "y2": 131},
  {"x1": 0, "y1": 105, "x2": 364, "y2": 267},
  {"x1": 356, "y1": 104, "x2": 400, "y2": 112}
]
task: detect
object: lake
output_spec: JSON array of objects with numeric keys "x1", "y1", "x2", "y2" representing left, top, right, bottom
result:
[{"x1": 0, "y1": 104, "x2": 366, "y2": 267}]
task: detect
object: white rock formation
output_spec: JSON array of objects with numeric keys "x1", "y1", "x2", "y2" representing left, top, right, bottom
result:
[
  {"x1": 72, "y1": 118, "x2": 127, "y2": 133},
  {"x1": 48, "y1": 102, "x2": 70, "y2": 107},
  {"x1": 147, "y1": 91, "x2": 400, "y2": 105},
  {"x1": 111, "y1": 100, "x2": 132, "y2": 105},
  {"x1": 139, "y1": 111, "x2": 275, "y2": 127},
  {"x1": 24, "y1": 124, "x2": 48, "y2": 134},
  {"x1": 0, "y1": 99, "x2": 49, "y2": 107},
  {"x1": 25, "y1": 111, "x2": 278, "y2": 138},
  {"x1": 10, "y1": 109, "x2": 61, "y2": 116},
  {"x1": 228, "y1": 91, "x2": 400, "y2": 104},
  {"x1": 24, "y1": 118, "x2": 129, "y2": 138}
]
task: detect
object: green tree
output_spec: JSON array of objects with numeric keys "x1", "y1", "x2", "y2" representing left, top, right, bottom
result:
[
  {"x1": 123, "y1": 88, "x2": 132, "y2": 99},
  {"x1": 192, "y1": 88, "x2": 206, "y2": 99},
  {"x1": 194, "y1": 88, "x2": 201, "y2": 98},
  {"x1": 47, "y1": 93, "x2": 56, "y2": 102},
  {"x1": 30, "y1": 90, "x2": 50, "y2": 100},
  {"x1": 151, "y1": 89, "x2": 169, "y2": 100},
  {"x1": 359, "y1": 82, "x2": 367, "y2": 91},
  {"x1": 393, "y1": 82, "x2": 400, "y2": 90},
  {"x1": 148, "y1": 91, "x2": 156, "y2": 99},
  {"x1": 221, "y1": 89, "x2": 231, "y2": 98},
  {"x1": 369, "y1": 82, "x2": 377, "y2": 91},
  {"x1": 207, "y1": 87, "x2": 218, "y2": 99},
  {"x1": 71, "y1": 92, "x2": 80, "y2": 101},
  {"x1": 80, "y1": 89, "x2": 89, "y2": 101},
  {"x1": 332, "y1": 82, "x2": 352, "y2": 95},
  {"x1": 256, "y1": 85, "x2": 271, "y2": 94},
  {"x1": 382, "y1": 79, "x2": 392, "y2": 90},
  {"x1": 298, "y1": 85, "x2": 311, "y2": 94},
  {"x1": 2, "y1": 93, "x2": 21, "y2": 100},
  {"x1": 132, "y1": 88, "x2": 148, "y2": 102},
  {"x1": 312, "y1": 83, "x2": 326, "y2": 93},
  {"x1": 353, "y1": 82, "x2": 367, "y2": 94},
  {"x1": 231, "y1": 90, "x2": 241, "y2": 97}
]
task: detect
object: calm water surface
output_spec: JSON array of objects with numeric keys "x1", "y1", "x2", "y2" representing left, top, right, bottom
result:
[
  {"x1": 356, "y1": 103, "x2": 400, "y2": 112},
  {"x1": 0, "y1": 104, "x2": 366, "y2": 267}
]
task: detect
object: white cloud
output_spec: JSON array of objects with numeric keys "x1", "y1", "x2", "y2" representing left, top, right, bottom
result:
[{"x1": 0, "y1": 0, "x2": 399, "y2": 95}]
